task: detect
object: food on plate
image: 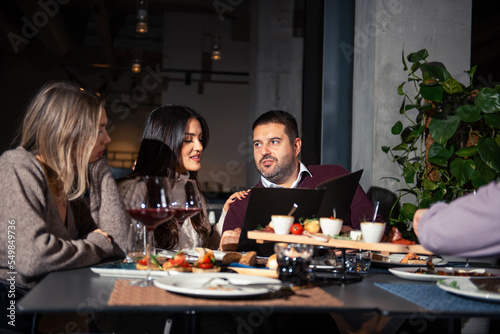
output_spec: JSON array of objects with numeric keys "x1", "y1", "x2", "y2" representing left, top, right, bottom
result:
[
  {"x1": 136, "y1": 255, "x2": 164, "y2": 271},
  {"x1": 411, "y1": 268, "x2": 497, "y2": 277},
  {"x1": 400, "y1": 252, "x2": 426, "y2": 264},
  {"x1": 239, "y1": 251, "x2": 257, "y2": 266},
  {"x1": 303, "y1": 218, "x2": 320, "y2": 234},
  {"x1": 221, "y1": 252, "x2": 242, "y2": 265},
  {"x1": 193, "y1": 249, "x2": 221, "y2": 273},
  {"x1": 371, "y1": 253, "x2": 389, "y2": 262},
  {"x1": 162, "y1": 251, "x2": 193, "y2": 272},
  {"x1": 290, "y1": 223, "x2": 303, "y2": 235},
  {"x1": 267, "y1": 254, "x2": 278, "y2": 270}
]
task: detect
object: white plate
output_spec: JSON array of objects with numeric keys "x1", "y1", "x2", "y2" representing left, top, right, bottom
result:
[
  {"x1": 437, "y1": 278, "x2": 500, "y2": 302},
  {"x1": 389, "y1": 267, "x2": 500, "y2": 282},
  {"x1": 154, "y1": 272, "x2": 281, "y2": 297},
  {"x1": 372, "y1": 253, "x2": 448, "y2": 267},
  {"x1": 91, "y1": 262, "x2": 186, "y2": 279}
]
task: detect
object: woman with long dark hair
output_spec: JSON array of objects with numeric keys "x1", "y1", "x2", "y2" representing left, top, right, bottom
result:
[{"x1": 119, "y1": 104, "x2": 220, "y2": 250}]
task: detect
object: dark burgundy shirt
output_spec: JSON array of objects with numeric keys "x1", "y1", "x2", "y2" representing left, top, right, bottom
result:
[{"x1": 222, "y1": 165, "x2": 382, "y2": 232}]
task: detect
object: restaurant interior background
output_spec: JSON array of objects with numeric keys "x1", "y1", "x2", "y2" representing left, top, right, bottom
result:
[{"x1": 0, "y1": 0, "x2": 499, "y2": 219}]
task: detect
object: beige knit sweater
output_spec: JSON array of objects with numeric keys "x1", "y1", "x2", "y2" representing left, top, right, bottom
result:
[{"x1": 0, "y1": 147, "x2": 130, "y2": 288}]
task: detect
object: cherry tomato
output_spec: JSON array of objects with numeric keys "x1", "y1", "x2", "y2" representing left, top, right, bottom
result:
[
  {"x1": 197, "y1": 263, "x2": 214, "y2": 269},
  {"x1": 290, "y1": 223, "x2": 303, "y2": 235},
  {"x1": 138, "y1": 258, "x2": 147, "y2": 266}
]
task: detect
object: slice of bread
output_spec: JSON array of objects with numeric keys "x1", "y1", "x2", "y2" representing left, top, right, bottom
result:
[{"x1": 192, "y1": 266, "x2": 221, "y2": 273}]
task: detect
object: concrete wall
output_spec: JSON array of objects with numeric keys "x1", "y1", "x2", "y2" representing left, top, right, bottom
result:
[
  {"x1": 351, "y1": 0, "x2": 472, "y2": 201},
  {"x1": 246, "y1": 0, "x2": 304, "y2": 187}
]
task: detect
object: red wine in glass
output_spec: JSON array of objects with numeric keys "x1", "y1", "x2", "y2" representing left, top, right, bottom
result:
[
  {"x1": 125, "y1": 176, "x2": 174, "y2": 287},
  {"x1": 173, "y1": 207, "x2": 202, "y2": 226},
  {"x1": 171, "y1": 179, "x2": 202, "y2": 226},
  {"x1": 127, "y1": 208, "x2": 175, "y2": 230}
]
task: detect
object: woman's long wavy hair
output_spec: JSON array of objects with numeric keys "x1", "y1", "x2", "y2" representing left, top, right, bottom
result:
[
  {"x1": 125, "y1": 104, "x2": 210, "y2": 249},
  {"x1": 19, "y1": 81, "x2": 103, "y2": 201}
]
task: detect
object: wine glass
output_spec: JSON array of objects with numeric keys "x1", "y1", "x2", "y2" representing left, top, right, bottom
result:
[
  {"x1": 170, "y1": 179, "x2": 203, "y2": 227},
  {"x1": 125, "y1": 176, "x2": 176, "y2": 286}
]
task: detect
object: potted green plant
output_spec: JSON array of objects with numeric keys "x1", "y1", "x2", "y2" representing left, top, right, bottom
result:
[{"x1": 382, "y1": 49, "x2": 500, "y2": 240}]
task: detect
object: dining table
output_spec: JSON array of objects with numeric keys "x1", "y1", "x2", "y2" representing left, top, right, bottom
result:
[{"x1": 16, "y1": 234, "x2": 500, "y2": 334}]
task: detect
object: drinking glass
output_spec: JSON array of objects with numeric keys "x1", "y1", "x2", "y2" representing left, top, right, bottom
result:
[
  {"x1": 345, "y1": 251, "x2": 372, "y2": 272},
  {"x1": 125, "y1": 221, "x2": 146, "y2": 263},
  {"x1": 125, "y1": 176, "x2": 175, "y2": 286},
  {"x1": 170, "y1": 179, "x2": 202, "y2": 226}
]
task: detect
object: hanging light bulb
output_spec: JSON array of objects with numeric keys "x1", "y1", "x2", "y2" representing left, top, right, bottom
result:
[
  {"x1": 136, "y1": 0, "x2": 148, "y2": 33},
  {"x1": 211, "y1": 37, "x2": 221, "y2": 61},
  {"x1": 131, "y1": 49, "x2": 142, "y2": 73}
]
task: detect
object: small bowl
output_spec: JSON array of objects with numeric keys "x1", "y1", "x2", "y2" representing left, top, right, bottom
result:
[
  {"x1": 319, "y1": 217, "x2": 343, "y2": 237},
  {"x1": 271, "y1": 215, "x2": 294, "y2": 235},
  {"x1": 360, "y1": 222, "x2": 386, "y2": 243}
]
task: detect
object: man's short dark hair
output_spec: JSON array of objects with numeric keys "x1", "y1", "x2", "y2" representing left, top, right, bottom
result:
[{"x1": 252, "y1": 110, "x2": 299, "y2": 143}]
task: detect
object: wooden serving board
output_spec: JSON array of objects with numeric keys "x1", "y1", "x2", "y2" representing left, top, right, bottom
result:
[{"x1": 247, "y1": 230, "x2": 433, "y2": 255}]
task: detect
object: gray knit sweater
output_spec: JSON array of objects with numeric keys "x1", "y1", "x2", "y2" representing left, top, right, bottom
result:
[{"x1": 0, "y1": 147, "x2": 130, "y2": 288}]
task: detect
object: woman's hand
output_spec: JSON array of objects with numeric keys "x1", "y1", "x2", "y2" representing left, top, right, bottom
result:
[
  {"x1": 93, "y1": 228, "x2": 112, "y2": 243},
  {"x1": 412, "y1": 209, "x2": 428, "y2": 237},
  {"x1": 223, "y1": 189, "x2": 250, "y2": 212}
]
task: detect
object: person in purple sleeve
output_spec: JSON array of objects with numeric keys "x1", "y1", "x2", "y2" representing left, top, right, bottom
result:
[
  {"x1": 413, "y1": 180, "x2": 500, "y2": 258},
  {"x1": 219, "y1": 110, "x2": 382, "y2": 250}
]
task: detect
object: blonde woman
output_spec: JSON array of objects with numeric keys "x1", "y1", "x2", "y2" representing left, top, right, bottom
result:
[{"x1": 0, "y1": 82, "x2": 129, "y2": 293}]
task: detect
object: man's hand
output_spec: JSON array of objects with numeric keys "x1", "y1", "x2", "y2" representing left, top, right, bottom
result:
[
  {"x1": 219, "y1": 228, "x2": 241, "y2": 251},
  {"x1": 413, "y1": 209, "x2": 428, "y2": 237}
]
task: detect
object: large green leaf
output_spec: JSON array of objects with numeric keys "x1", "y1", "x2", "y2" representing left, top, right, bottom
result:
[
  {"x1": 392, "y1": 121, "x2": 403, "y2": 135},
  {"x1": 456, "y1": 104, "x2": 481, "y2": 122},
  {"x1": 397, "y1": 82, "x2": 405, "y2": 96},
  {"x1": 475, "y1": 87, "x2": 500, "y2": 114},
  {"x1": 484, "y1": 114, "x2": 500, "y2": 129},
  {"x1": 420, "y1": 84, "x2": 443, "y2": 102},
  {"x1": 471, "y1": 170, "x2": 490, "y2": 189},
  {"x1": 422, "y1": 179, "x2": 438, "y2": 191},
  {"x1": 429, "y1": 115, "x2": 460, "y2": 145},
  {"x1": 475, "y1": 153, "x2": 497, "y2": 182},
  {"x1": 420, "y1": 63, "x2": 450, "y2": 82},
  {"x1": 392, "y1": 143, "x2": 408, "y2": 151},
  {"x1": 401, "y1": 127, "x2": 416, "y2": 143},
  {"x1": 411, "y1": 62, "x2": 422, "y2": 73},
  {"x1": 441, "y1": 78, "x2": 463, "y2": 94},
  {"x1": 401, "y1": 203, "x2": 418, "y2": 221},
  {"x1": 418, "y1": 103, "x2": 434, "y2": 112},
  {"x1": 474, "y1": 154, "x2": 497, "y2": 182},
  {"x1": 403, "y1": 164, "x2": 416, "y2": 184},
  {"x1": 450, "y1": 158, "x2": 475, "y2": 186},
  {"x1": 428, "y1": 142, "x2": 453, "y2": 160},
  {"x1": 477, "y1": 137, "x2": 500, "y2": 172},
  {"x1": 407, "y1": 49, "x2": 429, "y2": 63},
  {"x1": 381, "y1": 146, "x2": 390, "y2": 153},
  {"x1": 455, "y1": 146, "x2": 477, "y2": 157},
  {"x1": 412, "y1": 124, "x2": 425, "y2": 137},
  {"x1": 428, "y1": 157, "x2": 448, "y2": 166}
]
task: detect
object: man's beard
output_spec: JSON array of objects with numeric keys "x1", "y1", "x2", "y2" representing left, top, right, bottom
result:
[{"x1": 256, "y1": 154, "x2": 296, "y2": 185}]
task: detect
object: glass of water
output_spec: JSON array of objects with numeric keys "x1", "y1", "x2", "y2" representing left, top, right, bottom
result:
[{"x1": 345, "y1": 251, "x2": 371, "y2": 272}]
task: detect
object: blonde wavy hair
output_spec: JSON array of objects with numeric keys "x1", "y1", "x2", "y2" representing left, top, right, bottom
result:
[{"x1": 20, "y1": 81, "x2": 104, "y2": 200}]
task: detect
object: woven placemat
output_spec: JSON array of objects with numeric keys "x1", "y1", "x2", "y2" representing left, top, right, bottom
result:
[
  {"x1": 108, "y1": 280, "x2": 343, "y2": 307},
  {"x1": 375, "y1": 283, "x2": 500, "y2": 312}
]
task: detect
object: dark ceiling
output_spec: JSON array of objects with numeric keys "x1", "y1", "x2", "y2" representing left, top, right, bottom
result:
[
  {"x1": 0, "y1": 1, "x2": 499, "y2": 87},
  {"x1": 0, "y1": 0, "x2": 249, "y2": 72}
]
